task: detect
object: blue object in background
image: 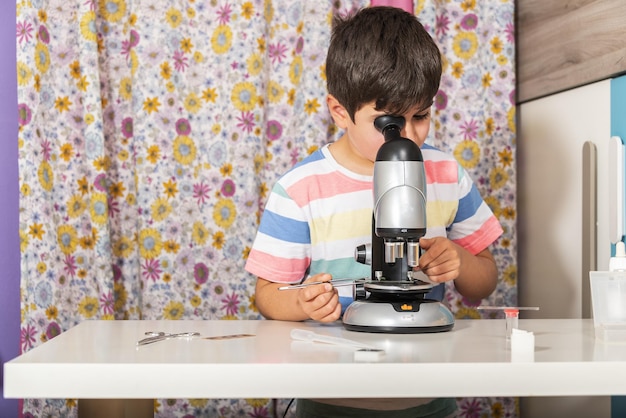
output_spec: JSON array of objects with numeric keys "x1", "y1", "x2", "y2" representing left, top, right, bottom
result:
[{"x1": 610, "y1": 74, "x2": 626, "y2": 418}]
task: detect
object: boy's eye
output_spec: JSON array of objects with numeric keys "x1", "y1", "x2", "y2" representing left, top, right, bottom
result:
[{"x1": 413, "y1": 112, "x2": 430, "y2": 121}]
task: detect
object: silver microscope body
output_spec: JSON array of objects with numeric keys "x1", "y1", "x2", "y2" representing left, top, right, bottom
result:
[{"x1": 342, "y1": 115, "x2": 455, "y2": 333}]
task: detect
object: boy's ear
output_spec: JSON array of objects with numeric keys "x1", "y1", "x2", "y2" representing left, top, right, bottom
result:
[{"x1": 327, "y1": 95, "x2": 350, "y2": 129}]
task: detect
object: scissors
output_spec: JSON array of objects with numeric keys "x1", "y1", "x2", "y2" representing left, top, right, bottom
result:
[{"x1": 137, "y1": 331, "x2": 200, "y2": 346}]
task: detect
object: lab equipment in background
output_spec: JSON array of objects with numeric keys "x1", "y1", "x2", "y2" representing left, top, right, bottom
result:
[
  {"x1": 589, "y1": 271, "x2": 626, "y2": 342},
  {"x1": 342, "y1": 115, "x2": 454, "y2": 333},
  {"x1": 477, "y1": 306, "x2": 540, "y2": 340},
  {"x1": 609, "y1": 241, "x2": 626, "y2": 272}
]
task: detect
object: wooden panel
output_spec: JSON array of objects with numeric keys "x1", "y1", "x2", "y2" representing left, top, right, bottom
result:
[{"x1": 517, "y1": 0, "x2": 626, "y2": 103}]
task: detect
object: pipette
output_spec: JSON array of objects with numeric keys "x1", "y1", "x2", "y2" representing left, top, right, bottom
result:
[{"x1": 478, "y1": 306, "x2": 540, "y2": 340}]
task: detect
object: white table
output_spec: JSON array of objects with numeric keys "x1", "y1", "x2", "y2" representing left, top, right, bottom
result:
[{"x1": 4, "y1": 319, "x2": 626, "y2": 415}]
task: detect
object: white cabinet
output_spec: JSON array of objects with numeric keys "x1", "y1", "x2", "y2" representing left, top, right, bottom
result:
[{"x1": 518, "y1": 79, "x2": 616, "y2": 417}]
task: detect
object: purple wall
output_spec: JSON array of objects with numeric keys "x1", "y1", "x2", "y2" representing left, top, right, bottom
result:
[{"x1": 0, "y1": 0, "x2": 20, "y2": 416}]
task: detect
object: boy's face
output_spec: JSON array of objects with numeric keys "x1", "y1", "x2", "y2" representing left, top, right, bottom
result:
[{"x1": 333, "y1": 98, "x2": 432, "y2": 164}]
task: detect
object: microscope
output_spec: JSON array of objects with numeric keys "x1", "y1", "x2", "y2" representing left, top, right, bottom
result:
[{"x1": 342, "y1": 115, "x2": 455, "y2": 333}]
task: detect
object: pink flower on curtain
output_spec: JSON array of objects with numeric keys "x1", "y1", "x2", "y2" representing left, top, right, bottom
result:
[
  {"x1": 64, "y1": 254, "x2": 77, "y2": 277},
  {"x1": 142, "y1": 258, "x2": 162, "y2": 282},
  {"x1": 460, "y1": 119, "x2": 479, "y2": 140},
  {"x1": 16, "y1": 20, "x2": 33, "y2": 44},
  {"x1": 236, "y1": 111, "x2": 255, "y2": 133},
  {"x1": 221, "y1": 292, "x2": 240, "y2": 316},
  {"x1": 173, "y1": 50, "x2": 189, "y2": 72},
  {"x1": 216, "y1": 3, "x2": 233, "y2": 25},
  {"x1": 193, "y1": 181, "x2": 211, "y2": 205},
  {"x1": 20, "y1": 324, "x2": 37, "y2": 352},
  {"x1": 100, "y1": 291, "x2": 115, "y2": 315},
  {"x1": 268, "y1": 42, "x2": 288, "y2": 64},
  {"x1": 436, "y1": 13, "x2": 451, "y2": 37}
]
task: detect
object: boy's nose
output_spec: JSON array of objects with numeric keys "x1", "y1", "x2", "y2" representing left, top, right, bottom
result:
[{"x1": 401, "y1": 124, "x2": 419, "y2": 143}]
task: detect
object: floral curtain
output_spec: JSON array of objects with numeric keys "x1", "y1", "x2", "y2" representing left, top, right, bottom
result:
[{"x1": 16, "y1": 0, "x2": 516, "y2": 417}]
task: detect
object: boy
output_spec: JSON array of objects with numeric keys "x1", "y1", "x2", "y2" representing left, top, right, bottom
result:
[{"x1": 245, "y1": 6, "x2": 503, "y2": 417}]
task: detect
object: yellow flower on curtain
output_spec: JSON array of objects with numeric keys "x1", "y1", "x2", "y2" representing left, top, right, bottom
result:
[
  {"x1": 507, "y1": 106, "x2": 516, "y2": 133},
  {"x1": 165, "y1": 8, "x2": 183, "y2": 29},
  {"x1": 79, "y1": 12, "x2": 97, "y2": 42},
  {"x1": 113, "y1": 282, "x2": 127, "y2": 313},
  {"x1": 143, "y1": 97, "x2": 161, "y2": 114},
  {"x1": 100, "y1": 0, "x2": 127, "y2": 23},
  {"x1": 129, "y1": 50, "x2": 138, "y2": 76},
  {"x1": 502, "y1": 265, "x2": 517, "y2": 287},
  {"x1": 172, "y1": 135, "x2": 197, "y2": 165},
  {"x1": 489, "y1": 166, "x2": 508, "y2": 190},
  {"x1": 289, "y1": 56, "x2": 303, "y2": 86},
  {"x1": 163, "y1": 301, "x2": 185, "y2": 320},
  {"x1": 304, "y1": 98, "x2": 320, "y2": 115},
  {"x1": 231, "y1": 82, "x2": 257, "y2": 112},
  {"x1": 211, "y1": 25, "x2": 233, "y2": 54},
  {"x1": 67, "y1": 195, "x2": 87, "y2": 219},
  {"x1": 453, "y1": 140, "x2": 480, "y2": 169},
  {"x1": 192, "y1": 221, "x2": 210, "y2": 245},
  {"x1": 19, "y1": 230, "x2": 29, "y2": 253},
  {"x1": 184, "y1": 92, "x2": 202, "y2": 114},
  {"x1": 189, "y1": 398, "x2": 208, "y2": 408},
  {"x1": 190, "y1": 295, "x2": 202, "y2": 308},
  {"x1": 37, "y1": 161, "x2": 53, "y2": 192},
  {"x1": 54, "y1": 96, "x2": 72, "y2": 113},
  {"x1": 34, "y1": 42, "x2": 50, "y2": 74},
  {"x1": 90, "y1": 193, "x2": 108, "y2": 225},
  {"x1": 213, "y1": 199, "x2": 236, "y2": 229},
  {"x1": 202, "y1": 87, "x2": 218, "y2": 103},
  {"x1": 267, "y1": 80, "x2": 283, "y2": 103},
  {"x1": 247, "y1": 53, "x2": 263, "y2": 76},
  {"x1": 57, "y1": 225, "x2": 78, "y2": 255},
  {"x1": 17, "y1": 62, "x2": 31, "y2": 86},
  {"x1": 151, "y1": 197, "x2": 172, "y2": 222},
  {"x1": 147, "y1": 145, "x2": 160, "y2": 164},
  {"x1": 263, "y1": 0, "x2": 274, "y2": 22},
  {"x1": 28, "y1": 223, "x2": 44, "y2": 240},
  {"x1": 78, "y1": 296, "x2": 99, "y2": 318},
  {"x1": 241, "y1": 2, "x2": 254, "y2": 19},
  {"x1": 138, "y1": 228, "x2": 163, "y2": 259},
  {"x1": 453, "y1": 31, "x2": 478, "y2": 60}
]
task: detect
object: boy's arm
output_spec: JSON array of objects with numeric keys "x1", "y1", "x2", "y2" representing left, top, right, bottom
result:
[
  {"x1": 418, "y1": 237, "x2": 498, "y2": 301},
  {"x1": 452, "y1": 247, "x2": 498, "y2": 301},
  {"x1": 255, "y1": 275, "x2": 342, "y2": 322}
]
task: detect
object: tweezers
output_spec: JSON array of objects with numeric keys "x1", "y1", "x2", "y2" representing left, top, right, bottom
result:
[{"x1": 137, "y1": 331, "x2": 200, "y2": 346}]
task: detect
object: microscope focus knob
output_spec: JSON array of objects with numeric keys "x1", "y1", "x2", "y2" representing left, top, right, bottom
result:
[{"x1": 354, "y1": 244, "x2": 371, "y2": 265}]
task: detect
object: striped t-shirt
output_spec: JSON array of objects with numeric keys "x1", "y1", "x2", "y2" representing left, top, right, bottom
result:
[{"x1": 245, "y1": 143, "x2": 503, "y2": 305}]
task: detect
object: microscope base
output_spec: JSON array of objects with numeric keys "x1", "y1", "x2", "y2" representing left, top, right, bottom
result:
[{"x1": 342, "y1": 299, "x2": 454, "y2": 334}]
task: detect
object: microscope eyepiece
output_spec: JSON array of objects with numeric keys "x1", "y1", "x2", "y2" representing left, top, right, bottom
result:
[{"x1": 374, "y1": 115, "x2": 405, "y2": 135}]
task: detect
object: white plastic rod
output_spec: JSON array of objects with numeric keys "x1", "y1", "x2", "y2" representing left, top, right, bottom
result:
[
  {"x1": 290, "y1": 329, "x2": 376, "y2": 350},
  {"x1": 608, "y1": 136, "x2": 624, "y2": 244}
]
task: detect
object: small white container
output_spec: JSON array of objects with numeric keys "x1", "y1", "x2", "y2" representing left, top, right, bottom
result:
[{"x1": 589, "y1": 271, "x2": 626, "y2": 342}]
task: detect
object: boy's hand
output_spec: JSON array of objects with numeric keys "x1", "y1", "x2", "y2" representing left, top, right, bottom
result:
[
  {"x1": 297, "y1": 273, "x2": 342, "y2": 322},
  {"x1": 417, "y1": 237, "x2": 462, "y2": 284}
]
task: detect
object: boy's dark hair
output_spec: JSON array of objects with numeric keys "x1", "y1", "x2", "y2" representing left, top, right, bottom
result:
[{"x1": 326, "y1": 6, "x2": 442, "y2": 121}]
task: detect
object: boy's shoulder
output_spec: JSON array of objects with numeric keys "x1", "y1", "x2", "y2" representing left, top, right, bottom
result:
[
  {"x1": 421, "y1": 142, "x2": 457, "y2": 163},
  {"x1": 275, "y1": 146, "x2": 330, "y2": 185}
]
